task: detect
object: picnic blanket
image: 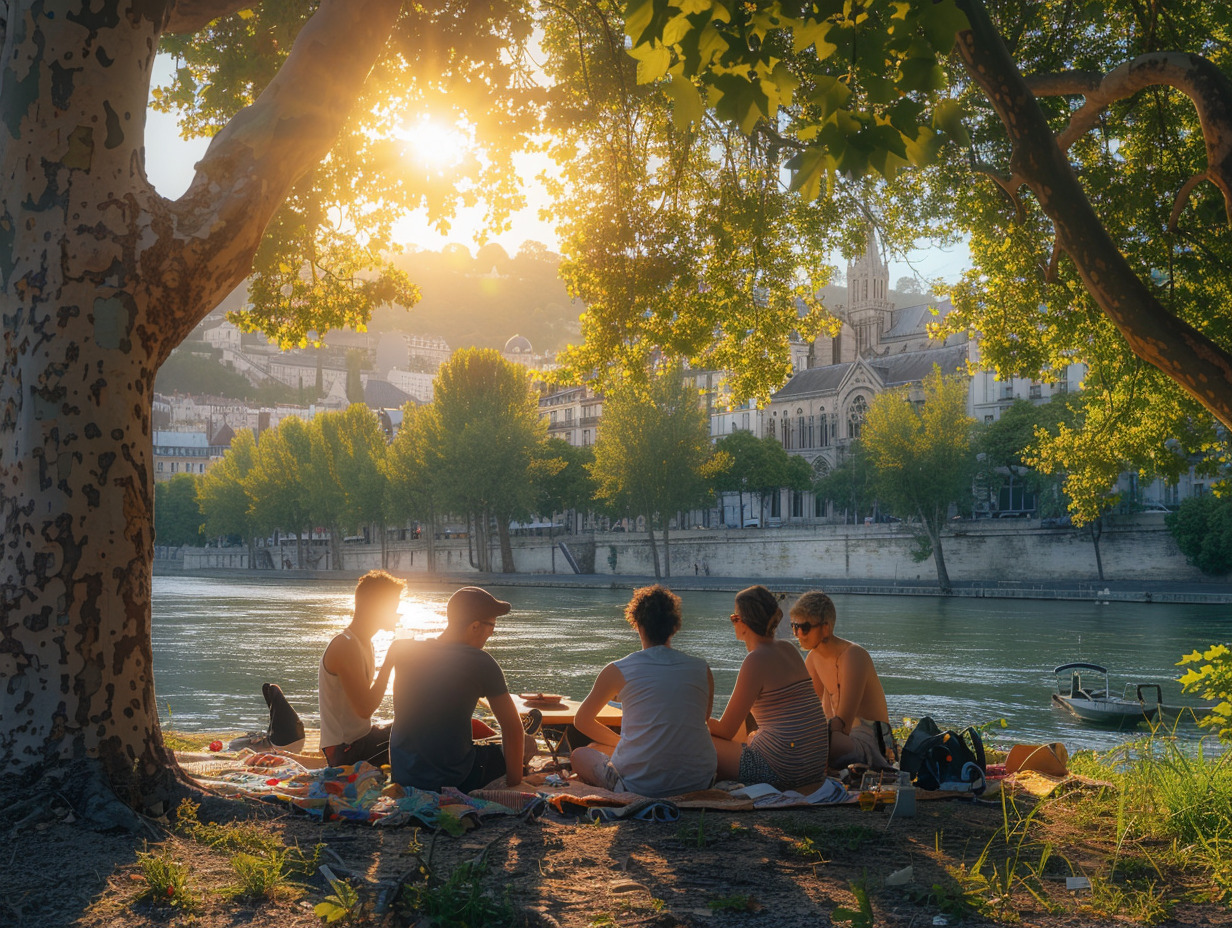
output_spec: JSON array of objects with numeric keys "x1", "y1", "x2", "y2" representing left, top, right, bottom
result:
[
  {"x1": 179, "y1": 750, "x2": 536, "y2": 828},
  {"x1": 178, "y1": 749, "x2": 998, "y2": 829},
  {"x1": 506, "y1": 771, "x2": 855, "y2": 815}
]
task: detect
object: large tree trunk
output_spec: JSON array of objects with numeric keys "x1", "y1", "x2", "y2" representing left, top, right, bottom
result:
[
  {"x1": 1, "y1": 0, "x2": 405, "y2": 805},
  {"x1": 662, "y1": 522, "x2": 671, "y2": 579}
]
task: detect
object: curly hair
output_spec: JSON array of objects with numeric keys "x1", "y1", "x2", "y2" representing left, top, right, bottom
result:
[
  {"x1": 789, "y1": 590, "x2": 836, "y2": 627},
  {"x1": 624, "y1": 585, "x2": 683, "y2": 646},
  {"x1": 733, "y1": 585, "x2": 783, "y2": 636},
  {"x1": 354, "y1": 569, "x2": 405, "y2": 615}
]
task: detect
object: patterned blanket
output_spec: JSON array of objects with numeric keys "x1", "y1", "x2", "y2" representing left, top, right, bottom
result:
[
  {"x1": 177, "y1": 750, "x2": 875, "y2": 829},
  {"x1": 178, "y1": 751, "x2": 540, "y2": 828}
]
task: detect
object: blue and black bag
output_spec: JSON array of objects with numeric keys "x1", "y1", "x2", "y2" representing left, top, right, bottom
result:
[{"x1": 899, "y1": 716, "x2": 987, "y2": 794}]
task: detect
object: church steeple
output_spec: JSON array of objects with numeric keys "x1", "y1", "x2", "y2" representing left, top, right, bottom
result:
[{"x1": 846, "y1": 225, "x2": 892, "y2": 357}]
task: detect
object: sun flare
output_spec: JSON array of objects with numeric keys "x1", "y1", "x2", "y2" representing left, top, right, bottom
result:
[{"x1": 394, "y1": 117, "x2": 471, "y2": 171}]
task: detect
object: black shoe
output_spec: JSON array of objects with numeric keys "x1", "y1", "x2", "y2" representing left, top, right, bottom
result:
[
  {"x1": 521, "y1": 708, "x2": 543, "y2": 737},
  {"x1": 263, "y1": 683, "x2": 306, "y2": 748}
]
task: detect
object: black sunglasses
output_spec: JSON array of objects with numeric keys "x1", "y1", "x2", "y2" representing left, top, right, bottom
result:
[{"x1": 790, "y1": 621, "x2": 820, "y2": 633}]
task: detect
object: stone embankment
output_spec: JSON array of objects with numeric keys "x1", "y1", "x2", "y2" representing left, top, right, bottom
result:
[{"x1": 159, "y1": 515, "x2": 1232, "y2": 604}]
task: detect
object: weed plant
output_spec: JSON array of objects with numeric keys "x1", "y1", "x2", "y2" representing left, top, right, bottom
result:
[
  {"x1": 769, "y1": 816, "x2": 879, "y2": 854},
  {"x1": 315, "y1": 877, "x2": 362, "y2": 925},
  {"x1": 945, "y1": 790, "x2": 1061, "y2": 922},
  {"x1": 708, "y1": 893, "x2": 757, "y2": 912},
  {"x1": 222, "y1": 848, "x2": 299, "y2": 901},
  {"x1": 398, "y1": 857, "x2": 513, "y2": 928},
  {"x1": 175, "y1": 798, "x2": 285, "y2": 855},
  {"x1": 675, "y1": 810, "x2": 710, "y2": 847},
  {"x1": 1084, "y1": 875, "x2": 1172, "y2": 925},
  {"x1": 832, "y1": 879, "x2": 874, "y2": 928},
  {"x1": 134, "y1": 844, "x2": 199, "y2": 911}
]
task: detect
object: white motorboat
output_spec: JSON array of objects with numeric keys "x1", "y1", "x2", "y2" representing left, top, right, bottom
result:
[{"x1": 1052, "y1": 662, "x2": 1161, "y2": 727}]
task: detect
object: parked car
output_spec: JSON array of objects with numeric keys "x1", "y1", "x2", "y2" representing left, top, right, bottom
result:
[
  {"x1": 742, "y1": 518, "x2": 761, "y2": 528},
  {"x1": 1040, "y1": 515, "x2": 1073, "y2": 528}
]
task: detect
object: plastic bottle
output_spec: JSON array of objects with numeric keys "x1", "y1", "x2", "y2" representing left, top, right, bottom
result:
[{"x1": 893, "y1": 770, "x2": 916, "y2": 818}]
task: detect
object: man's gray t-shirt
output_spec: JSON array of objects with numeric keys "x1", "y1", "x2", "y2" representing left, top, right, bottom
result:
[{"x1": 389, "y1": 639, "x2": 509, "y2": 790}]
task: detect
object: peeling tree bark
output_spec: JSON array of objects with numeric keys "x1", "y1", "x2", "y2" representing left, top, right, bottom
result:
[
  {"x1": 1, "y1": 0, "x2": 403, "y2": 807},
  {"x1": 955, "y1": 0, "x2": 1232, "y2": 431}
]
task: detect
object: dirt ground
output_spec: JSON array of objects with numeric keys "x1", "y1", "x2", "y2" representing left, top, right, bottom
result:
[{"x1": 6, "y1": 776, "x2": 1232, "y2": 928}]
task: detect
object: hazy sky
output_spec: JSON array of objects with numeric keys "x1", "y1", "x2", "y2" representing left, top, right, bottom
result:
[{"x1": 144, "y1": 58, "x2": 971, "y2": 286}]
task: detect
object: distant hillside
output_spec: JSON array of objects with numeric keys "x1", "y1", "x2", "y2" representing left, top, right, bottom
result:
[{"x1": 369, "y1": 243, "x2": 584, "y2": 356}]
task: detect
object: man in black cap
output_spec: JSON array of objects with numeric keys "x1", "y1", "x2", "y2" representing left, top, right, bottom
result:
[{"x1": 387, "y1": 586, "x2": 536, "y2": 791}]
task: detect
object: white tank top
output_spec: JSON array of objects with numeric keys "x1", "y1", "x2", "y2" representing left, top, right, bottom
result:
[
  {"x1": 609, "y1": 646, "x2": 717, "y2": 796},
  {"x1": 318, "y1": 630, "x2": 374, "y2": 748}
]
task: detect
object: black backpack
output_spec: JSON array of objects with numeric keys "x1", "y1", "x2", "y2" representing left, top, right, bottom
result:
[{"x1": 899, "y1": 717, "x2": 987, "y2": 793}]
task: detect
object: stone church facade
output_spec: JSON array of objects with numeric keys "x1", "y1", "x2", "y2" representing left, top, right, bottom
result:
[{"x1": 764, "y1": 227, "x2": 969, "y2": 485}]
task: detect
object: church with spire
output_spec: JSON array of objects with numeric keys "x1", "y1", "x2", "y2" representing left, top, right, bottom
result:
[{"x1": 763, "y1": 225, "x2": 969, "y2": 482}]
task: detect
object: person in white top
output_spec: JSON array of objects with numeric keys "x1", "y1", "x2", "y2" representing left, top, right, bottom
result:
[
  {"x1": 571, "y1": 585, "x2": 717, "y2": 797},
  {"x1": 318, "y1": 569, "x2": 406, "y2": 766}
]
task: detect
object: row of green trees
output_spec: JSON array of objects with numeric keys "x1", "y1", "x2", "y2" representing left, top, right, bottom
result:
[
  {"x1": 155, "y1": 349, "x2": 846, "y2": 579},
  {"x1": 159, "y1": 357, "x2": 1218, "y2": 587}
]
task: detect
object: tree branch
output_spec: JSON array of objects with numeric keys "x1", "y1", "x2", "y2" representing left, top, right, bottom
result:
[
  {"x1": 971, "y1": 160, "x2": 1025, "y2": 219},
  {"x1": 164, "y1": 0, "x2": 255, "y2": 35},
  {"x1": 1170, "y1": 171, "x2": 1211, "y2": 230},
  {"x1": 1028, "y1": 52, "x2": 1232, "y2": 221},
  {"x1": 955, "y1": 0, "x2": 1232, "y2": 431},
  {"x1": 161, "y1": 0, "x2": 405, "y2": 357},
  {"x1": 1023, "y1": 71, "x2": 1101, "y2": 96}
]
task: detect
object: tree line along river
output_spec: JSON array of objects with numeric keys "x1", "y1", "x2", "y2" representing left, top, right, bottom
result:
[{"x1": 152, "y1": 575, "x2": 1230, "y2": 752}]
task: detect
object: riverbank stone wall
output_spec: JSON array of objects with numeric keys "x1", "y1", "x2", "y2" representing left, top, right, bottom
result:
[{"x1": 176, "y1": 518, "x2": 1216, "y2": 586}]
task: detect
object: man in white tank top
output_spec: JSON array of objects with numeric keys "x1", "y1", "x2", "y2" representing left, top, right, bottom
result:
[{"x1": 318, "y1": 570, "x2": 406, "y2": 767}]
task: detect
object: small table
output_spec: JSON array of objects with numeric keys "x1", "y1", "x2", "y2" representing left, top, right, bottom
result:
[
  {"x1": 509, "y1": 694, "x2": 623, "y2": 729},
  {"x1": 484, "y1": 695, "x2": 623, "y2": 765}
]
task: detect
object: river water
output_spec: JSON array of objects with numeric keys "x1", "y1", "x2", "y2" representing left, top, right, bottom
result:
[{"x1": 152, "y1": 575, "x2": 1231, "y2": 751}]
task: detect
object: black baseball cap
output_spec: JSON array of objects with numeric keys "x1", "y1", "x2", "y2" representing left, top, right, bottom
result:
[{"x1": 447, "y1": 586, "x2": 512, "y2": 626}]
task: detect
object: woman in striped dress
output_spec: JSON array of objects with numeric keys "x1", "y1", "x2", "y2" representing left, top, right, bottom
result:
[{"x1": 707, "y1": 585, "x2": 830, "y2": 789}]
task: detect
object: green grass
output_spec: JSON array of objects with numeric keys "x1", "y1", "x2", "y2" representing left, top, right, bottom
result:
[
  {"x1": 769, "y1": 817, "x2": 880, "y2": 854},
  {"x1": 174, "y1": 799, "x2": 322, "y2": 902},
  {"x1": 134, "y1": 845, "x2": 199, "y2": 911},
  {"x1": 398, "y1": 857, "x2": 514, "y2": 928},
  {"x1": 162, "y1": 729, "x2": 212, "y2": 752},
  {"x1": 675, "y1": 810, "x2": 710, "y2": 847},
  {"x1": 221, "y1": 848, "x2": 301, "y2": 901},
  {"x1": 175, "y1": 799, "x2": 287, "y2": 856},
  {"x1": 708, "y1": 893, "x2": 757, "y2": 912},
  {"x1": 1084, "y1": 875, "x2": 1172, "y2": 926}
]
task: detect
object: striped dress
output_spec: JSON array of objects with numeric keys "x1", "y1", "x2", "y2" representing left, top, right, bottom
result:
[{"x1": 744, "y1": 678, "x2": 830, "y2": 788}]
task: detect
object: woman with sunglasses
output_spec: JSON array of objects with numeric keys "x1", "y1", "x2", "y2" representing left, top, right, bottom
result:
[{"x1": 707, "y1": 585, "x2": 829, "y2": 788}]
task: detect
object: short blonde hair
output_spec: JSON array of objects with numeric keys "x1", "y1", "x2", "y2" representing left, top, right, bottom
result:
[{"x1": 790, "y1": 590, "x2": 836, "y2": 626}]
